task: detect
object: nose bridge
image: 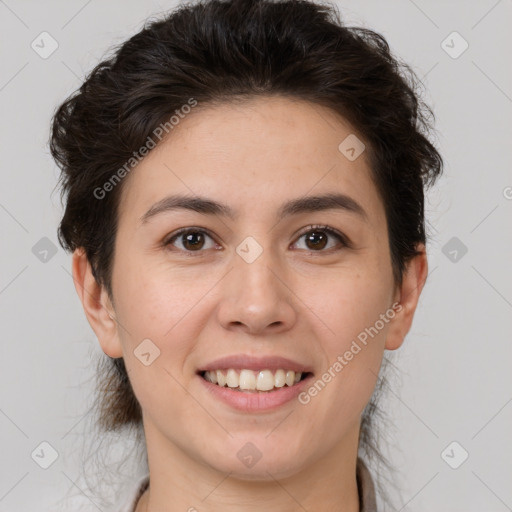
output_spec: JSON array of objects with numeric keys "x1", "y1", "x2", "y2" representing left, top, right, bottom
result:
[
  {"x1": 234, "y1": 234, "x2": 283, "y2": 304},
  {"x1": 217, "y1": 234, "x2": 296, "y2": 333}
]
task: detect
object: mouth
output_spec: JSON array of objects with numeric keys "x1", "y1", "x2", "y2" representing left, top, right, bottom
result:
[{"x1": 198, "y1": 368, "x2": 313, "y2": 393}]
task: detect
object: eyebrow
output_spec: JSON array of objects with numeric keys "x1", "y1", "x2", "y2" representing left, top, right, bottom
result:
[{"x1": 139, "y1": 192, "x2": 369, "y2": 225}]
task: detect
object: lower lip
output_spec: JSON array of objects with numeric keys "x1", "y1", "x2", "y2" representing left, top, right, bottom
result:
[{"x1": 197, "y1": 373, "x2": 314, "y2": 412}]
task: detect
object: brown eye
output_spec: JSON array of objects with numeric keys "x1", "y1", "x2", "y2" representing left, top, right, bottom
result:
[
  {"x1": 164, "y1": 228, "x2": 218, "y2": 252},
  {"x1": 181, "y1": 231, "x2": 206, "y2": 250},
  {"x1": 304, "y1": 230, "x2": 328, "y2": 250},
  {"x1": 293, "y1": 225, "x2": 349, "y2": 252}
]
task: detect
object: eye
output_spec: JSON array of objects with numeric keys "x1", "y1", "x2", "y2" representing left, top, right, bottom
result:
[
  {"x1": 292, "y1": 224, "x2": 350, "y2": 252},
  {"x1": 163, "y1": 228, "x2": 219, "y2": 253},
  {"x1": 163, "y1": 224, "x2": 350, "y2": 255}
]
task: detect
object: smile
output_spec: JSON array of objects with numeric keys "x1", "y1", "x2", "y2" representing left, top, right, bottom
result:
[
  {"x1": 198, "y1": 370, "x2": 314, "y2": 412},
  {"x1": 201, "y1": 368, "x2": 310, "y2": 392}
]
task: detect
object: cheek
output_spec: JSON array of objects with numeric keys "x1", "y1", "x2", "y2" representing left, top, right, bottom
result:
[
  {"x1": 112, "y1": 258, "x2": 219, "y2": 363},
  {"x1": 311, "y1": 264, "x2": 394, "y2": 348},
  {"x1": 111, "y1": 264, "x2": 210, "y2": 417},
  {"x1": 301, "y1": 266, "x2": 393, "y2": 405},
  {"x1": 114, "y1": 255, "x2": 190, "y2": 327}
]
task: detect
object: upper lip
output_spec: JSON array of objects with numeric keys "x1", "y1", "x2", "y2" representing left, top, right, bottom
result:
[{"x1": 197, "y1": 355, "x2": 314, "y2": 374}]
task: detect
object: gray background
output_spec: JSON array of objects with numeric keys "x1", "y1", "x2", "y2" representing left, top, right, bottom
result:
[{"x1": 1, "y1": 0, "x2": 511, "y2": 511}]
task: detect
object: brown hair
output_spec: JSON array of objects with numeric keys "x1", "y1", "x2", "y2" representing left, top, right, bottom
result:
[{"x1": 50, "y1": 0, "x2": 443, "y2": 506}]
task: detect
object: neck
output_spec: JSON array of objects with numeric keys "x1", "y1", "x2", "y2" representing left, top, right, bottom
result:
[{"x1": 136, "y1": 419, "x2": 362, "y2": 512}]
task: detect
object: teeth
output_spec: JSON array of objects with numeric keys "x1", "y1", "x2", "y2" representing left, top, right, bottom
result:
[
  {"x1": 239, "y1": 369, "x2": 256, "y2": 390},
  {"x1": 274, "y1": 369, "x2": 286, "y2": 388},
  {"x1": 203, "y1": 369, "x2": 304, "y2": 391},
  {"x1": 257, "y1": 369, "x2": 274, "y2": 391},
  {"x1": 226, "y1": 369, "x2": 238, "y2": 388}
]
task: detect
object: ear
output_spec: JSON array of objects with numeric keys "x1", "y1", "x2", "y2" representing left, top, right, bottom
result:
[
  {"x1": 71, "y1": 247, "x2": 123, "y2": 358},
  {"x1": 385, "y1": 243, "x2": 428, "y2": 351}
]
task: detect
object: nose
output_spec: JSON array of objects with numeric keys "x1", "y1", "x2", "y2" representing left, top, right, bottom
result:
[{"x1": 216, "y1": 245, "x2": 297, "y2": 335}]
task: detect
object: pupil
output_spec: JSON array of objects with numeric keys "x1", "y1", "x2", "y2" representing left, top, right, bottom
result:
[
  {"x1": 184, "y1": 232, "x2": 204, "y2": 250},
  {"x1": 307, "y1": 231, "x2": 327, "y2": 250}
]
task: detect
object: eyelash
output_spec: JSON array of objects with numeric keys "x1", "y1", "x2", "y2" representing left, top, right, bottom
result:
[{"x1": 162, "y1": 224, "x2": 351, "y2": 255}]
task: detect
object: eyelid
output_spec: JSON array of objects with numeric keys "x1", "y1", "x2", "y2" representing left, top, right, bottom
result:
[
  {"x1": 163, "y1": 224, "x2": 351, "y2": 252},
  {"x1": 162, "y1": 226, "x2": 220, "y2": 250},
  {"x1": 292, "y1": 224, "x2": 351, "y2": 250}
]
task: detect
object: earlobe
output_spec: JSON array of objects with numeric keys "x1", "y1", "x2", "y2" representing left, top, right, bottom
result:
[
  {"x1": 71, "y1": 248, "x2": 123, "y2": 359},
  {"x1": 385, "y1": 244, "x2": 428, "y2": 351}
]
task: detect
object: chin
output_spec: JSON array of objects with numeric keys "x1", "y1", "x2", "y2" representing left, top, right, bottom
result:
[{"x1": 202, "y1": 441, "x2": 307, "y2": 481}]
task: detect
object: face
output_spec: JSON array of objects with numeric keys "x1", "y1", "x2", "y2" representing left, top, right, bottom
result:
[{"x1": 74, "y1": 96, "x2": 426, "y2": 481}]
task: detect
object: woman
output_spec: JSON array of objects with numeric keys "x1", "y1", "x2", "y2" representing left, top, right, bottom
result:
[{"x1": 50, "y1": 0, "x2": 443, "y2": 510}]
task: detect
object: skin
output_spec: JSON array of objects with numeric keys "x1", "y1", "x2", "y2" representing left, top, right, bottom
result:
[{"x1": 72, "y1": 96, "x2": 427, "y2": 512}]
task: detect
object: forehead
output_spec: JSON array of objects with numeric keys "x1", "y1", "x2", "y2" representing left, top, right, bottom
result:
[{"x1": 117, "y1": 96, "x2": 385, "y2": 228}]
